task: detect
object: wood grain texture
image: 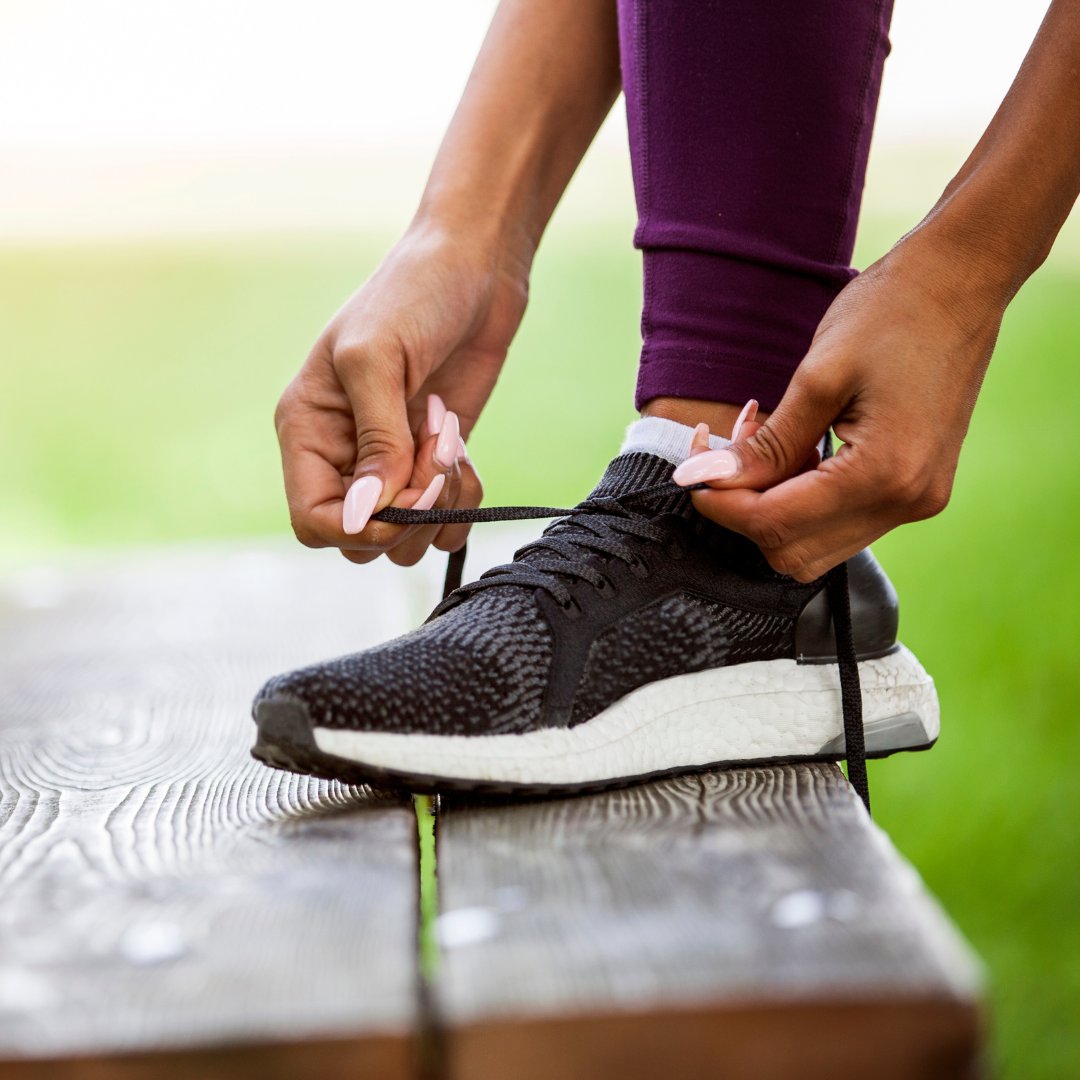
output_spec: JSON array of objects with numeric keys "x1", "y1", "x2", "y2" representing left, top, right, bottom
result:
[
  {"x1": 0, "y1": 544, "x2": 438, "y2": 1074},
  {"x1": 436, "y1": 764, "x2": 984, "y2": 1078},
  {"x1": 0, "y1": 533, "x2": 987, "y2": 1079}
]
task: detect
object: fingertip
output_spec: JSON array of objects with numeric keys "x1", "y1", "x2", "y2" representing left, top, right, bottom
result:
[
  {"x1": 434, "y1": 410, "x2": 460, "y2": 469},
  {"x1": 690, "y1": 422, "x2": 711, "y2": 455},
  {"x1": 672, "y1": 448, "x2": 740, "y2": 487},
  {"x1": 731, "y1": 399, "x2": 758, "y2": 443},
  {"x1": 342, "y1": 475, "x2": 383, "y2": 534},
  {"x1": 412, "y1": 472, "x2": 446, "y2": 511},
  {"x1": 427, "y1": 393, "x2": 448, "y2": 437}
]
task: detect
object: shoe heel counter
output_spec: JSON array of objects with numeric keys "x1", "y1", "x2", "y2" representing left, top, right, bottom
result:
[{"x1": 795, "y1": 548, "x2": 899, "y2": 663}]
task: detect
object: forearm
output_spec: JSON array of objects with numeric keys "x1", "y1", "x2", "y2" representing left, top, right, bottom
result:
[
  {"x1": 912, "y1": 0, "x2": 1080, "y2": 304},
  {"x1": 414, "y1": 0, "x2": 620, "y2": 268}
]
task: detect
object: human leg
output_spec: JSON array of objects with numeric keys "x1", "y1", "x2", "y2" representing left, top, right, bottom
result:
[{"x1": 617, "y1": 0, "x2": 895, "y2": 430}]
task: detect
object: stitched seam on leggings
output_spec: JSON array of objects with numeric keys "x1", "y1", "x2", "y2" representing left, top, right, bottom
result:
[
  {"x1": 638, "y1": 0, "x2": 654, "y2": 345},
  {"x1": 639, "y1": 346, "x2": 796, "y2": 378},
  {"x1": 636, "y1": 235, "x2": 859, "y2": 286},
  {"x1": 825, "y1": 0, "x2": 887, "y2": 271}
]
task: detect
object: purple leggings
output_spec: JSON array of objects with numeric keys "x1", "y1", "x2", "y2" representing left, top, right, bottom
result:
[{"x1": 617, "y1": 0, "x2": 894, "y2": 412}]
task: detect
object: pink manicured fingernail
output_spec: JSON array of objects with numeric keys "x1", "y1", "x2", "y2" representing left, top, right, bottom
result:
[
  {"x1": 672, "y1": 448, "x2": 739, "y2": 486},
  {"x1": 690, "y1": 423, "x2": 710, "y2": 455},
  {"x1": 412, "y1": 472, "x2": 445, "y2": 510},
  {"x1": 457, "y1": 436, "x2": 470, "y2": 464},
  {"x1": 427, "y1": 393, "x2": 447, "y2": 436},
  {"x1": 342, "y1": 475, "x2": 382, "y2": 534},
  {"x1": 731, "y1": 399, "x2": 758, "y2": 442},
  {"x1": 434, "y1": 409, "x2": 460, "y2": 469}
]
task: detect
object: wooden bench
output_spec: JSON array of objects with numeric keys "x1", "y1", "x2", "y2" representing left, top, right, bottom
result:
[{"x1": 0, "y1": 537, "x2": 984, "y2": 1079}]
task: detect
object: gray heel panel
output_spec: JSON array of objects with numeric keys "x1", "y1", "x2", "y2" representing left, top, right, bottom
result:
[{"x1": 818, "y1": 711, "x2": 930, "y2": 756}]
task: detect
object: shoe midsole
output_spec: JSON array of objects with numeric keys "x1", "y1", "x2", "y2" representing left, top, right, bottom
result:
[{"x1": 312, "y1": 645, "x2": 939, "y2": 785}]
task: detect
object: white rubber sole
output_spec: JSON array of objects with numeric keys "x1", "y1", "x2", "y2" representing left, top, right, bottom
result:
[{"x1": 313, "y1": 645, "x2": 939, "y2": 787}]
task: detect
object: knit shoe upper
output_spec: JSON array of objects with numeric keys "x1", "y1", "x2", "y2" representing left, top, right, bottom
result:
[{"x1": 255, "y1": 452, "x2": 828, "y2": 738}]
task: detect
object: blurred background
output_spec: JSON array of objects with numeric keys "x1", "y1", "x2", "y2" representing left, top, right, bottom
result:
[{"x1": 1, "y1": 2, "x2": 1077, "y2": 1075}]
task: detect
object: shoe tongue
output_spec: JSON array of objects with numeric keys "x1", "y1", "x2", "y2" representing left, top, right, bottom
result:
[{"x1": 587, "y1": 452, "x2": 692, "y2": 515}]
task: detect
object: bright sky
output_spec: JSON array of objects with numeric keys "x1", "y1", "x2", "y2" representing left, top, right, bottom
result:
[{"x1": 0, "y1": 0, "x2": 1051, "y2": 236}]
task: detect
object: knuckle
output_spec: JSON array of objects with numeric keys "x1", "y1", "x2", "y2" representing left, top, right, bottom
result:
[
  {"x1": 459, "y1": 470, "x2": 484, "y2": 508},
  {"x1": 792, "y1": 556, "x2": 827, "y2": 583},
  {"x1": 273, "y1": 394, "x2": 290, "y2": 432},
  {"x1": 749, "y1": 511, "x2": 791, "y2": 553},
  {"x1": 274, "y1": 380, "x2": 302, "y2": 433},
  {"x1": 764, "y1": 547, "x2": 798, "y2": 577},
  {"x1": 796, "y1": 363, "x2": 843, "y2": 410},
  {"x1": 913, "y1": 479, "x2": 952, "y2": 520},
  {"x1": 766, "y1": 545, "x2": 815, "y2": 582},
  {"x1": 289, "y1": 516, "x2": 324, "y2": 550},
  {"x1": 746, "y1": 423, "x2": 793, "y2": 473},
  {"x1": 340, "y1": 548, "x2": 374, "y2": 565},
  {"x1": 333, "y1": 337, "x2": 374, "y2": 366},
  {"x1": 355, "y1": 429, "x2": 402, "y2": 462},
  {"x1": 880, "y1": 462, "x2": 925, "y2": 507},
  {"x1": 334, "y1": 334, "x2": 400, "y2": 377},
  {"x1": 387, "y1": 545, "x2": 425, "y2": 568},
  {"x1": 433, "y1": 527, "x2": 470, "y2": 553}
]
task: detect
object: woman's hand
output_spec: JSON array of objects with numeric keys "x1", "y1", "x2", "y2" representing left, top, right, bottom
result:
[
  {"x1": 673, "y1": 0, "x2": 1080, "y2": 583},
  {"x1": 274, "y1": 221, "x2": 530, "y2": 565},
  {"x1": 675, "y1": 229, "x2": 1008, "y2": 582},
  {"x1": 273, "y1": 0, "x2": 622, "y2": 568}
]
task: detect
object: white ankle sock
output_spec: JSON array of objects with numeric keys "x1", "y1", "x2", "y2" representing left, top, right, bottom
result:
[
  {"x1": 620, "y1": 414, "x2": 828, "y2": 467},
  {"x1": 619, "y1": 416, "x2": 731, "y2": 466}
]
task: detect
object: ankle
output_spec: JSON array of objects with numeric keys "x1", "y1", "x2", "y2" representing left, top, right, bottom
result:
[{"x1": 641, "y1": 397, "x2": 771, "y2": 440}]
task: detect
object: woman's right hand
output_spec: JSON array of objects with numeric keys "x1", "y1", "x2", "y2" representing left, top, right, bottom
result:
[{"x1": 274, "y1": 220, "x2": 531, "y2": 566}]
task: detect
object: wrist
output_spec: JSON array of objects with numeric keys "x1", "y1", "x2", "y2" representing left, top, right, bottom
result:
[
  {"x1": 896, "y1": 203, "x2": 1024, "y2": 321},
  {"x1": 911, "y1": 160, "x2": 1062, "y2": 311},
  {"x1": 403, "y1": 207, "x2": 534, "y2": 289},
  {"x1": 410, "y1": 197, "x2": 536, "y2": 282}
]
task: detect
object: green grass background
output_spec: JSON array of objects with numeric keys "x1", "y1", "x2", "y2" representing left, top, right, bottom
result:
[{"x1": 2, "y1": 210, "x2": 1078, "y2": 1077}]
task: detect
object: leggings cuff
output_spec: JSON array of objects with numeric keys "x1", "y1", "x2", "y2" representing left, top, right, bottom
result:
[
  {"x1": 635, "y1": 345, "x2": 796, "y2": 414},
  {"x1": 636, "y1": 247, "x2": 854, "y2": 412}
]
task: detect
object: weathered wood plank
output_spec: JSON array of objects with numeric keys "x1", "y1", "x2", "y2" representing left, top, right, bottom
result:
[
  {"x1": 0, "y1": 545, "x2": 428, "y2": 1077},
  {"x1": 435, "y1": 765, "x2": 984, "y2": 1080}
]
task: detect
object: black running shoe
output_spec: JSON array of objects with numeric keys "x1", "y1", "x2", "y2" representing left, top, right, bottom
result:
[{"x1": 252, "y1": 452, "x2": 937, "y2": 798}]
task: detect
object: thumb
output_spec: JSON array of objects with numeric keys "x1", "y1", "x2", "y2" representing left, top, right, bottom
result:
[
  {"x1": 335, "y1": 346, "x2": 417, "y2": 533},
  {"x1": 673, "y1": 372, "x2": 839, "y2": 490}
]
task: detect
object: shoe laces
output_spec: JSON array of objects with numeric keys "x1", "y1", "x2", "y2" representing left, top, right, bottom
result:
[
  {"x1": 439, "y1": 483, "x2": 681, "y2": 615},
  {"x1": 372, "y1": 478, "x2": 870, "y2": 814}
]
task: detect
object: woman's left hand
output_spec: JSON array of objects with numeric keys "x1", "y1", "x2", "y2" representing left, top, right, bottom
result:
[{"x1": 674, "y1": 227, "x2": 1009, "y2": 582}]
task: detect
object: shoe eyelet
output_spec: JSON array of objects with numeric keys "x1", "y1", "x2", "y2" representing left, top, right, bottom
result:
[
  {"x1": 596, "y1": 576, "x2": 617, "y2": 598},
  {"x1": 559, "y1": 596, "x2": 582, "y2": 619},
  {"x1": 627, "y1": 554, "x2": 650, "y2": 578}
]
